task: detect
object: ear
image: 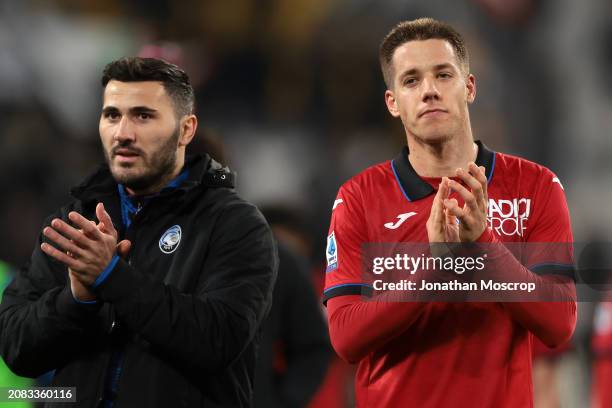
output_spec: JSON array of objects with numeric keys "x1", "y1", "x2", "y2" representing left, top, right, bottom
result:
[
  {"x1": 385, "y1": 89, "x2": 401, "y2": 118},
  {"x1": 466, "y1": 74, "x2": 476, "y2": 104},
  {"x1": 178, "y1": 114, "x2": 198, "y2": 147}
]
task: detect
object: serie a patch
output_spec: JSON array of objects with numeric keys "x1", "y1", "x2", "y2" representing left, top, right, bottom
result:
[{"x1": 326, "y1": 231, "x2": 338, "y2": 272}]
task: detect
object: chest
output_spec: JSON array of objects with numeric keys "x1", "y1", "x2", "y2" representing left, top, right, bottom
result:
[
  {"x1": 91, "y1": 198, "x2": 213, "y2": 292},
  {"x1": 364, "y1": 181, "x2": 534, "y2": 243}
]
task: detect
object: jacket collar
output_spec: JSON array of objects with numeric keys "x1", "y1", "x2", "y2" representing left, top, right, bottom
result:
[
  {"x1": 390, "y1": 140, "x2": 496, "y2": 202},
  {"x1": 70, "y1": 154, "x2": 235, "y2": 203}
]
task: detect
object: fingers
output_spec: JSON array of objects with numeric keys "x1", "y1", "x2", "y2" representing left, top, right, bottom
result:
[
  {"x1": 41, "y1": 242, "x2": 80, "y2": 269},
  {"x1": 477, "y1": 165, "x2": 488, "y2": 203},
  {"x1": 96, "y1": 203, "x2": 117, "y2": 238},
  {"x1": 43, "y1": 206, "x2": 117, "y2": 262},
  {"x1": 117, "y1": 239, "x2": 132, "y2": 259},
  {"x1": 446, "y1": 178, "x2": 478, "y2": 216},
  {"x1": 47, "y1": 218, "x2": 93, "y2": 248},
  {"x1": 42, "y1": 207, "x2": 120, "y2": 278},
  {"x1": 444, "y1": 201, "x2": 460, "y2": 225},
  {"x1": 471, "y1": 163, "x2": 487, "y2": 186},
  {"x1": 430, "y1": 179, "x2": 442, "y2": 215},
  {"x1": 454, "y1": 167, "x2": 484, "y2": 211},
  {"x1": 445, "y1": 210, "x2": 455, "y2": 226},
  {"x1": 42, "y1": 227, "x2": 83, "y2": 256},
  {"x1": 443, "y1": 197, "x2": 464, "y2": 219},
  {"x1": 469, "y1": 163, "x2": 488, "y2": 204},
  {"x1": 431, "y1": 178, "x2": 449, "y2": 223},
  {"x1": 448, "y1": 163, "x2": 489, "y2": 214},
  {"x1": 49, "y1": 207, "x2": 116, "y2": 249},
  {"x1": 427, "y1": 177, "x2": 451, "y2": 243},
  {"x1": 438, "y1": 176, "x2": 450, "y2": 199},
  {"x1": 456, "y1": 163, "x2": 488, "y2": 209},
  {"x1": 68, "y1": 212, "x2": 103, "y2": 240}
]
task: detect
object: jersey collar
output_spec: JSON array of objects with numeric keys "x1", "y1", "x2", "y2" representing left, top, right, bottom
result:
[{"x1": 391, "y1": 140, "x2": 496, "y2": 202}]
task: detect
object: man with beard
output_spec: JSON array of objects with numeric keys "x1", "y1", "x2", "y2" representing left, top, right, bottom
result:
[{"x1": 0, "y1": 57, "x2": 277, "y2": 407}]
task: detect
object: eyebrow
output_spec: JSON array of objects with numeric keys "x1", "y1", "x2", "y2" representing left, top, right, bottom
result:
[
  {"x1": 399, "y1": 63, "x2": 457, "y2": 80},
  {"x1": 101, "y1": 106, "x2": 159, "y2": 115}
]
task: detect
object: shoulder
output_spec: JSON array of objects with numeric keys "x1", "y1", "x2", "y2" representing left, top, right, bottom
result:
[
  {"x1": 491, "y1": 151, "x2": 568, "y2": 223},
  {"x1": 493, "y1": 151, "x2": 560, "y2": 184},
  {"x1": 200, "y1": 188, "x2": 270, "y2": 233},
  {"x1": 492, "y1": 151, "x2": 565, "y2": 202},
  {"x1": 337, "y1": 160, "x2": 393, "y2": 197},
  {"x1": 330, "y1": 160, "x2": 393, "y2": 218}
]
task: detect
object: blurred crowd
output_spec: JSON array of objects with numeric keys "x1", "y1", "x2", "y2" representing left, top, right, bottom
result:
[{"x1": 2, "y1": 0, "x2": 612, "y2": 407}]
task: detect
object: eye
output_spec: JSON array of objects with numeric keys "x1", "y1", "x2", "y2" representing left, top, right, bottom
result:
[
  {"x1": 103, "y1": 111, "x2": 120, "y2": 120},
  {"x1": 438, "y1": 72, "x2": 452, "y2": 79},
  {"x1": 403, "y1": 77, "x2": 418, "y2": 86},
  {"x1": 138, "y1": 112, "x2": 151, "y2": 120}
]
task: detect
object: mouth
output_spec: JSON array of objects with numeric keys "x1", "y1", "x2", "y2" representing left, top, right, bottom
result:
[
  {"x1": 112, "y1": 148, "x2": 141, "y2": 163},
  {"x1": 419, "y1": 108, "x2": 447, "y2": 118}
]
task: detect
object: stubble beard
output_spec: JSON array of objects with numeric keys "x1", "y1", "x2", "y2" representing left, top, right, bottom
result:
[{"x1": 106, "y1": 126, "x2": 181, "y2": 193}]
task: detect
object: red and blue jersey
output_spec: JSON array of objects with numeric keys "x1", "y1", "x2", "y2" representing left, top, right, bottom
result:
[{"x1": 323, "y1": 141, "x2": 576, "y2": 407}]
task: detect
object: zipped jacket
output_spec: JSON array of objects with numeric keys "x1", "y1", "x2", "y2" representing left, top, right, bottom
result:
[{"x1": 0, "y1": 155, "x2": 278, "y2": 407}]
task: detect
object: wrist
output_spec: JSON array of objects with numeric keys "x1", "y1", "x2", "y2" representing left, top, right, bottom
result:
[
  {"x1": 92, "y1": 255, "x2": 120, "y2": 289},
  {"x1": 475, "y1": 227, "x2": 495, "y2": 243},
  {"x1": 56, "y1": 286, "x2": 101, "y2": 321},
  {"x1": 72, "y1": 292, "x2": 98, "y2": 304},
  {"x1": 69, "y1": 273, "x2": 98, "y2": 303}
]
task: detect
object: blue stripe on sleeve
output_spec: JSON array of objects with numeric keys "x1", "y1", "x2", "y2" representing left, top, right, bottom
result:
[{"x1": 92, "y1": 255, "x2": 120, "y2": 289}]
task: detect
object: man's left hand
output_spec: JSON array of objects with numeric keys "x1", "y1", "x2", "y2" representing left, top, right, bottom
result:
[{"x1": 41, "y1": 203, "x2": 118, "y2": 286}]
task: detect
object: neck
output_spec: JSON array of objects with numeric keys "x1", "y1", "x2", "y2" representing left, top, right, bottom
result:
[{"x1": 407, "y1": 130, "x2": 477, "y2": 178}]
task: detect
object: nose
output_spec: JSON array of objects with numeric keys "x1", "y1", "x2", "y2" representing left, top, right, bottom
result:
[
  {"x1": 421, "y1": 76, "x2": 440, "y2": 102},
  {"x1": 114, "y1": 116, "x2": 136, "y2": 144}
]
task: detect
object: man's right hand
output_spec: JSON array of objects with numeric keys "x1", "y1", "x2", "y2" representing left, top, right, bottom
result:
[{"x1": 68, "y1": 209, "x2": 132, "y2": 302}]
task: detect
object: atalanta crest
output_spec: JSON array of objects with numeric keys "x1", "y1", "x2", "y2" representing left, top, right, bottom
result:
[{"x1": 159, "y1": 225, "x2": 182, "y2": 254}]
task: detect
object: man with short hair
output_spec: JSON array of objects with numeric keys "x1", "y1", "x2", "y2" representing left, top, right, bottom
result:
[
  {"x1": 0, "y1": 57, "x2": 277, "y2": 407},
  {"x1": 323, "y1": 18, "x2": 576, "y2": 407}
]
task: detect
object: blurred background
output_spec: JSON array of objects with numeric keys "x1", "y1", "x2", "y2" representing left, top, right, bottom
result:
[{"x1": 1, "y1": 0, "x2": 612, "y2": 407}]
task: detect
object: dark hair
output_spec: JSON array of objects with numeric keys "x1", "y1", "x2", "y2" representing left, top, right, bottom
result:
[
  {"x1": 379, "y1": 18, "x2": 469, "y2": 89},
  {"x1": 101, "y1": 57, "x2": 195, "y2": 117}
]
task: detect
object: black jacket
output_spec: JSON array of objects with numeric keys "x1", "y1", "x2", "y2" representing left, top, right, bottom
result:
[{"x1": 0, "y1": 155, "x2": 278, "y2": 407}]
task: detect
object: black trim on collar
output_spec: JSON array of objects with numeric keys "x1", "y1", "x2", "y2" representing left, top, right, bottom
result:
[{"x1": 391, "y1": 140, "x2": 496, "y2": 202}]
